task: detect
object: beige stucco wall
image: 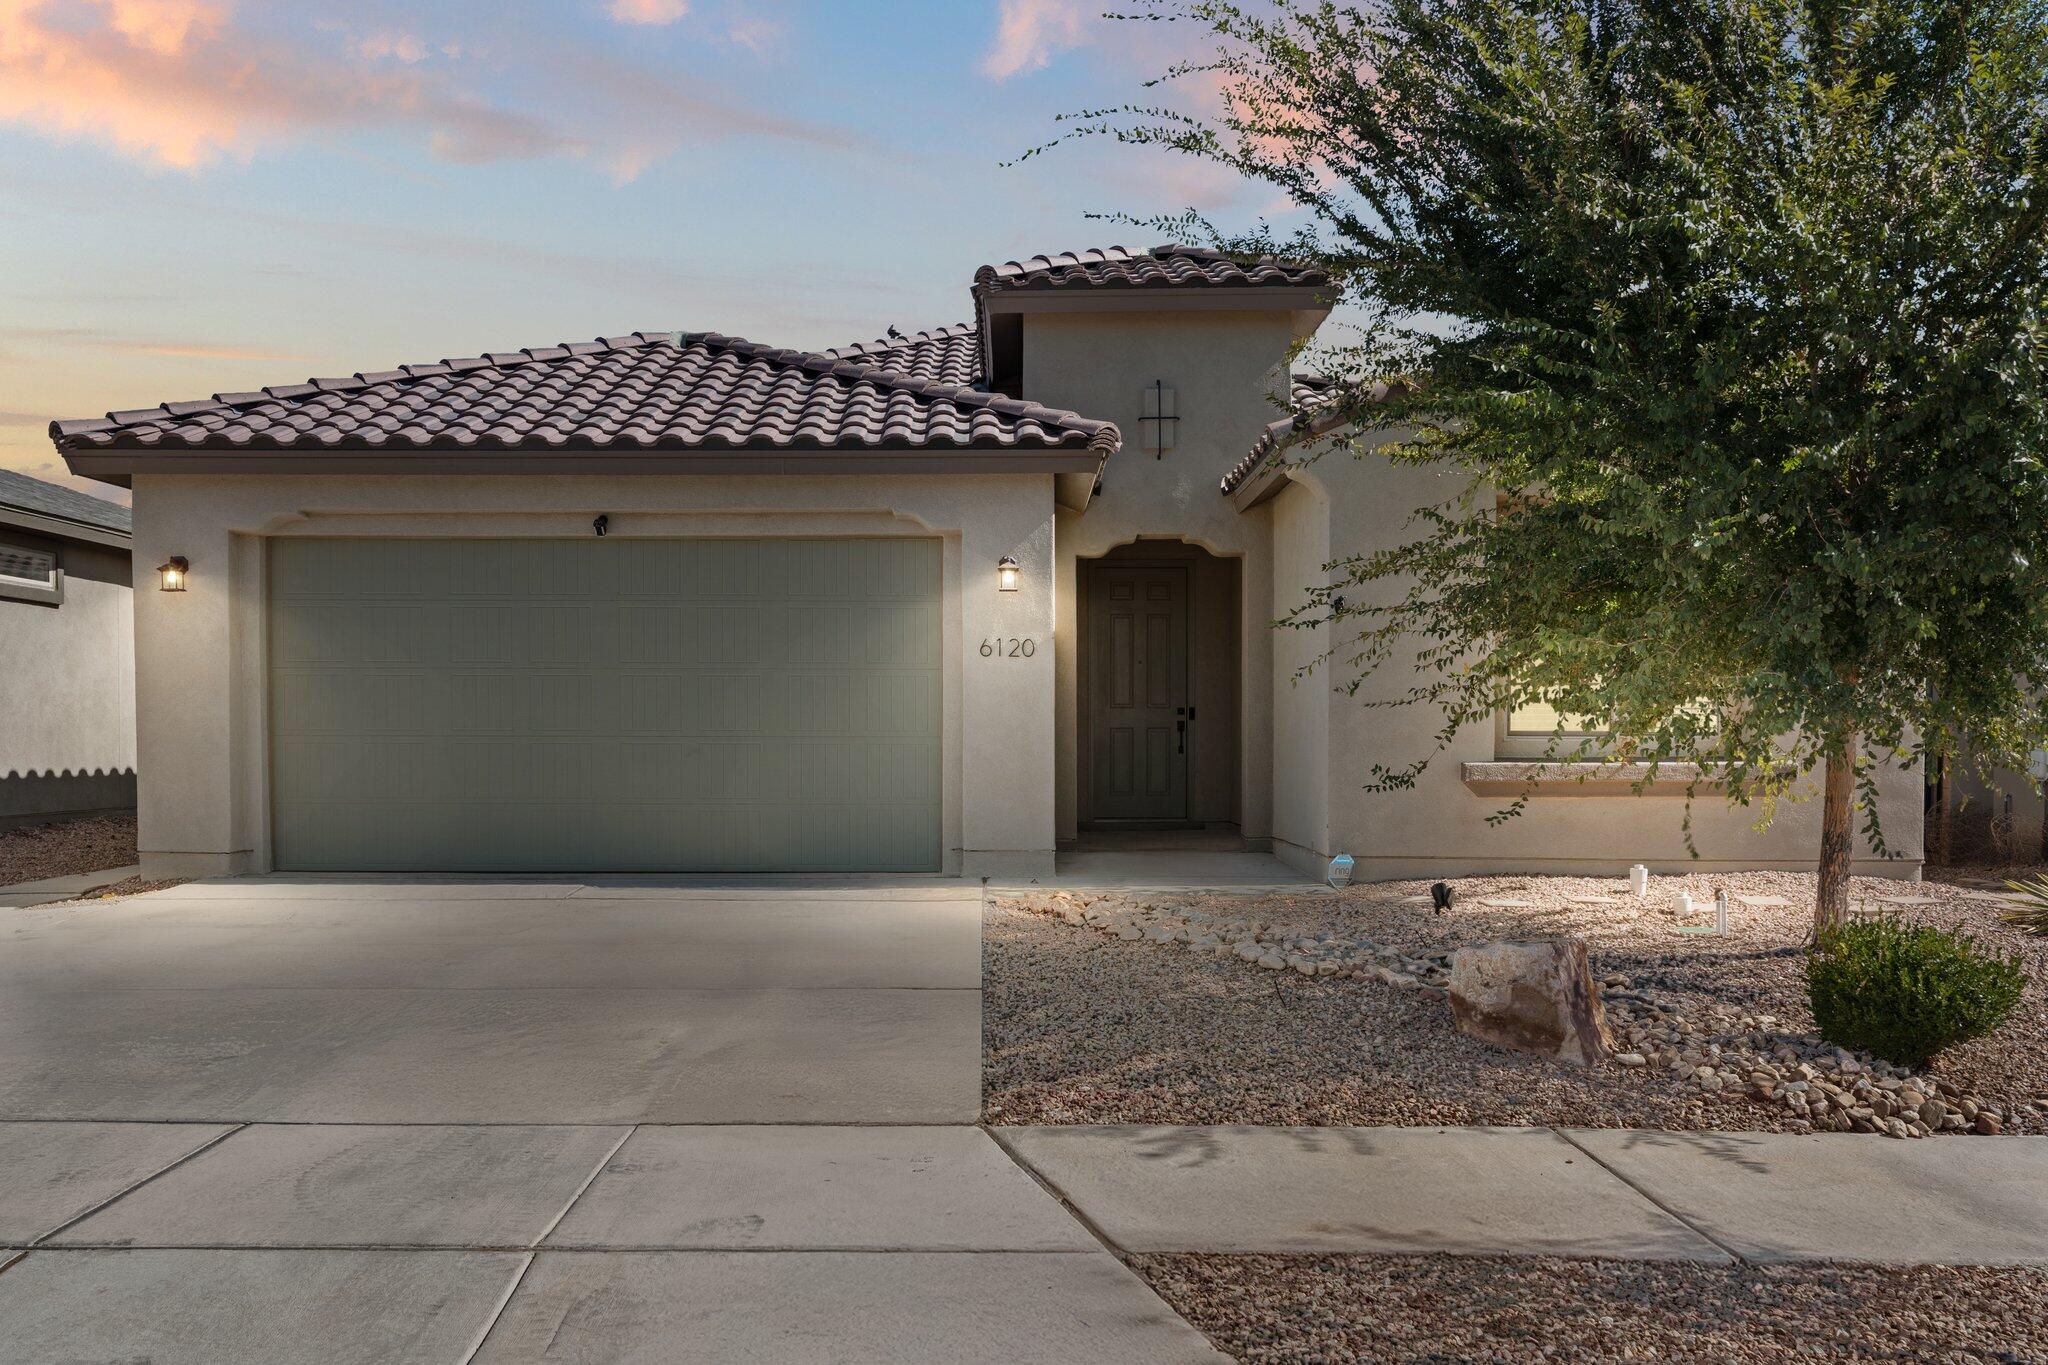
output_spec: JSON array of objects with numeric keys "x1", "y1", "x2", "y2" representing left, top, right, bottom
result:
[
  {"x1": 1, "y1": 539, "x2": 136, "y2": 812},
  {"x1": 1025, "y1": 309, "x2": 1292, "y2": 844},
  {"x1": 1264, "y1": 435, "x2": 1925, "y2": 880},
  {"x1": 1266, "y1": 480, "x2": 1329, "y2": 865},
  {"x1": 129, "y1": 470, "x2": 1058, "y2": 879}
]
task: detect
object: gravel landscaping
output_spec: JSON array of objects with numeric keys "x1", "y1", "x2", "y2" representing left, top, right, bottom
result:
[
  {"x1": 984, "y1": 871, "x2": 2048, "y2": 1134},
  {"x1": 1133, "y1": 1253, "x2": 2048, "y2": 1363},
  {"x1": 0, "y1": 812, "x2": 137, "y2": 887}
]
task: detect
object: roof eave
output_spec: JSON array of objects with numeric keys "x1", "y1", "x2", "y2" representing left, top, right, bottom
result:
[
  {"x1": 62, "y1": 443, "x2": 1116, "y2": 489},
  {"x1": 0, "y1": 502, "x2": 132, "y2": 548},
  {"x1": 1227, "y1": 457, "x2": 1292, "y2": 511},
  {"x1": 978, "y1": 285, "x2": 1336, "y2": 317}
]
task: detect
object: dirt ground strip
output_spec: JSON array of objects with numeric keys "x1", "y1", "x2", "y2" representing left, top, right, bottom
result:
[
  {"x1": 984, "y1": 870, "x2": 2048, "y2": 1133},
  {"x1": 0, "y1": 812, "x2": 137, "y2": 887},
  {"x1": 1132, "y1": 1254, "x2": 2048, "y2": 1364}
]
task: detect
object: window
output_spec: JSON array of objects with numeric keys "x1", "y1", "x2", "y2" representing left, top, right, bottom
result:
[
  {"x1": 0, "y1": 533, "x2": 63, "y2": 606},
  {"x1": 1496, "y1": 700, "x2": 1607, "y2": 758},
  {"x1": 1496, "y1": 696, "x2": 1724, "y2": 760}
]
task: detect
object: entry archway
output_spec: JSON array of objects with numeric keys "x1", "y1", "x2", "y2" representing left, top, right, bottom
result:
[{"x1": 1076, "y1": 540, "x2": 1242, "y2": 839}]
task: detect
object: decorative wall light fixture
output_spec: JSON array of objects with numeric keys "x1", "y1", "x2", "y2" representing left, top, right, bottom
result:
[
  {"x1": 1139, "y1": 381, "x2": 1179, "y2": 459},
  {"x1": 996, "y1": 556, "x2": 1021, "y2": 592},
  {"x1": 157, "y1": 556, "x2": 189, "y2": 592}
]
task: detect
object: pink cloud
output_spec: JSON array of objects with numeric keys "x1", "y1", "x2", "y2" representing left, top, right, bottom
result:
[
  {"x1": 0, "y1": 0, "x2": 578, "y2": 168},
  {"x1": 606, "y1": 0, "x2": 688, "y2": 24},
  {"x1": 0, "y1": 1, "x2": 846, "y2": 179},
  {"x1": 982, "y1": 0, "x2": 1095, "y2": 80}
]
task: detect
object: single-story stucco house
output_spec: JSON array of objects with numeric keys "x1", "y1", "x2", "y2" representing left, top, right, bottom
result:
[
  {"x1": 0, "y1": 468, "x2": 136, "y2": 829},
  {"x1": 51, "y1": 244, "x2": 1922, "y2": 880}
]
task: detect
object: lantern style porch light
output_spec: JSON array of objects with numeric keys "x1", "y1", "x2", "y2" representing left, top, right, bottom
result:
[
  {"x1": 157, "y1": 556, "x2": 189, "y2": 592},
  {"x1": 996, "y1": 556, "x2": 1021, "y2": 592}
]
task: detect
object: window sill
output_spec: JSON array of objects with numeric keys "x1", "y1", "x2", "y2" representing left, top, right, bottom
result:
[
  {"x1": 1461, "y1": 761, "x2": 1730, "y2": 797},
  {"x1": 0, "y1": 576, "x2": 62, "y2": 607}
]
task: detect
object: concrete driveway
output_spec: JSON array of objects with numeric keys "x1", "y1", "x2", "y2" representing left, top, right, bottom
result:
[{"x1": 0, "y1": 877, "x2": 1224, "y2": 1364}]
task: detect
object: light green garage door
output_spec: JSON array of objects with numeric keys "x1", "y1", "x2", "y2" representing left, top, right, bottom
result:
[{"x1": 268, "y1": 538, "x2": 942, "y2": 872}]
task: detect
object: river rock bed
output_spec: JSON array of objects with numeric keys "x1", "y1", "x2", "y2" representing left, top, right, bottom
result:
[
  {"x1": 1132, "y1": 1253, "x2": 2048, "y2": 1364},
  {"x1": 984, "y1": 871, "x2": 2048, "y2": 1134}
]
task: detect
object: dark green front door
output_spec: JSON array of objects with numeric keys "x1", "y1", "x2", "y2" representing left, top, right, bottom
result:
[{"x1": 1087, "y1": 564, "x2": 1190, "y2": 822}]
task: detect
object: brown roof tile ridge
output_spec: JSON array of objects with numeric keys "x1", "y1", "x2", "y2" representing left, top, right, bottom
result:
[
  {"x1": 973, "y1": 242, "x2": 1329, "y2": 292},
  {"x1": 50, "y1": 332, "x2": 677, "y2": 445},
  {"x1": 1219, "y1": 376, "x2": 1405, "y2": 495},
  {"x1": 680, "y1": 331, "x2": 1122, "y2": 453},
  {"x1": 822, "y1": 321, "x2": 978, "y2": 362},
  {"x1": 973, "y1": 245, "x2": 1145, "y2": 286}
]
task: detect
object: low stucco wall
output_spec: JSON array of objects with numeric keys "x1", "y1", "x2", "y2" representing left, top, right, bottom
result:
[
  {"x1": 1, "y1": 539, "x2": 135, "y2": 824},
  {"x1": 129, "y1": 471, "x2": 1058, "y2": 879},
  {"x1": 1266, "y1": 437, "x2": 1925, "y2": 881}
]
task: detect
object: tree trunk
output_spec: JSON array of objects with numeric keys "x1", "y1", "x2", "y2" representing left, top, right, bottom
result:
[{"x1": 1815, "y1": 735, "x2": 1858, "y2": 932}]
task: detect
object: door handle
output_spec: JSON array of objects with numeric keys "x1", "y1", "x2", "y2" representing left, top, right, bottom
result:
[{"x1": 1176, "y1": 718, "x2": 1186, "y2": 754}]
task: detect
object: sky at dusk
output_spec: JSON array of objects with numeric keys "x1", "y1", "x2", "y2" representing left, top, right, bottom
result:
[{"x1": 0, "y1": 0, "x2": 1310, "y2": 500}]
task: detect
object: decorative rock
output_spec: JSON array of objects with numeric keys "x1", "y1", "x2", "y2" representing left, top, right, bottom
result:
[
  {"x1": 1446, "y1": 937, "x2": 1615, "y2": 1066},
  {"x1": 1008, "y1": 887, "x2": 2013, "y2": 1141}
]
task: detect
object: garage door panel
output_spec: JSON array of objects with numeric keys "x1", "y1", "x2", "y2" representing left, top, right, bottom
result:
[
  {"x1": 273, "y1": 602, "x2": 448, "y2": 666},
  {"x1": 867, "y1": 604, "x2": 941, "y2": 666},
  {"x1": 866, "y1": 673, "x2": 939, "y2": 734},
  {"x1": 269, "y1": 538, "x2": 943, "y2": 872}
]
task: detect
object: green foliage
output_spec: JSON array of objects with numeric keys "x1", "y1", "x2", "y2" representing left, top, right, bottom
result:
[
  {"x1": 1806, "y1": 918, "x2": 2026, "y2": 1065},
  {"x1": 1041, "y1": 0, "x2": 2048, "y2": 851}
]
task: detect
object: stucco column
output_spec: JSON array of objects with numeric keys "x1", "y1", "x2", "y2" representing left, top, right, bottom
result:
[
  {"x1": 131, "y1": 483, "x2": 256, "y2": 877},
  {"x1": 959, "y1": 504, "x2": 1058, "y2": 878}
]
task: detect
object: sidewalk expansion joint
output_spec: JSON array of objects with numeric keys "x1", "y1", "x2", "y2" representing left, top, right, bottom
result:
[
  {"x1": 1550, "y1": 1126, "x2": 1748, "y2": 1264},
  {"x1": 26, "y1": 1122, "x2": 249, "y2": 1249}
]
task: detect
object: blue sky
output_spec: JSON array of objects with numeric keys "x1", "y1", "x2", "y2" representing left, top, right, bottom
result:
[{"x1": 0, "y1": 0, "x2": 1302, "y2": 496}]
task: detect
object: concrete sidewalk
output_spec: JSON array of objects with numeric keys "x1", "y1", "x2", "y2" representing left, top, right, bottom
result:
[
  {"x1": 996, "y1": 1125, "x2": 2048, "y2": 1266},
  {"x1": 0, "y1": 1122, "x2": 1227, "y2": 1364},
  {"x1": 0, "y1": 863, "x2": 141, "y2": 908}
]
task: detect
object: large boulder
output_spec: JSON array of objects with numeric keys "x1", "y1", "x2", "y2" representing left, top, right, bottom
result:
[{"x1": 1448, "y1": 937, "x2": 1616, "y2": 1065}]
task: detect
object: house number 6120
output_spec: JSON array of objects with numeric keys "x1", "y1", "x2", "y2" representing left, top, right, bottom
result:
[{"x1": 980, "y1": 638, "x2": 1036, "y2": 658}]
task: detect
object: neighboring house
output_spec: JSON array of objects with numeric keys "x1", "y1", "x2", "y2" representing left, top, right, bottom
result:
[
  {"x1": 52, "y1": 244, "x2": 1921, "y2": 879},
  {"x1": 0, "y1": 469, "x2": 136, "y2": 829}
]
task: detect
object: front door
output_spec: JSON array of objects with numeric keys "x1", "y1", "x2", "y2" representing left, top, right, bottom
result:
[{"x1": 1086, "y1": 564, "x2": 1190, "y2": 822}]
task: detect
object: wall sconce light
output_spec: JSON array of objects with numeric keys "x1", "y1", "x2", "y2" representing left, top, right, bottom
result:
[
  {"x1": 1139, "y1": 380, "x2": 1179, "y2": 459},
  {"x1": 997, "y1": 556, "x2": 1021, "y2": 592},
  {"x1": 157, "y1": 556, "x2": 189, "y2": 592}
]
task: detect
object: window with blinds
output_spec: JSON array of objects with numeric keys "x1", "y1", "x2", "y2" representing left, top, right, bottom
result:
[
  {"x1": 0, "y1": 535, "x2": 62, "y2": 605},
  {"x1": 0, "y1": 542, "x2": 57, "y2": 585}
]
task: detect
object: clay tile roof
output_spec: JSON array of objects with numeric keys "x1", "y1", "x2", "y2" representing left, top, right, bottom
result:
[
  {"x1": 822, "y1": 323, "x2": 982, "y2": 388},
  {"x1": 1221, "y1": 373, "x2": 1379, "y2": 496},
  {"x1": 0, "y1": 467, "x2": 131, "y2": 535},
  {"x1": 975, "y1": 243, "x2": 1329, "y2": 294},
  {"x1": 50, "y1": 331, "x2": 1119, "y2": 457}
]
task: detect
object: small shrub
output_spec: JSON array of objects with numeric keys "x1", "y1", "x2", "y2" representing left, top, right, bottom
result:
[{"x1": 1806, "y1": 918, "x2": 2026, "y2": 1067}]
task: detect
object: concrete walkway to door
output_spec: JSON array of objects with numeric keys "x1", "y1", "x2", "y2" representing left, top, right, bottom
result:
[{"x1": 0, "y1": 876, "x2": 1224, "y2": 1364}]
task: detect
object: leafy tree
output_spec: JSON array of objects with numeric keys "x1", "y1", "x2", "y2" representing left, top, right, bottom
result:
[{"x1": 1041, "y1": 0, "x2": 2048, "y2": 927}]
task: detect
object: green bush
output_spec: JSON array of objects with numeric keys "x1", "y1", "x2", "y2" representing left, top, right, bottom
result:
[{"x1": 1806, "y1": 919, "x2": 2027, "y2": 1067}]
